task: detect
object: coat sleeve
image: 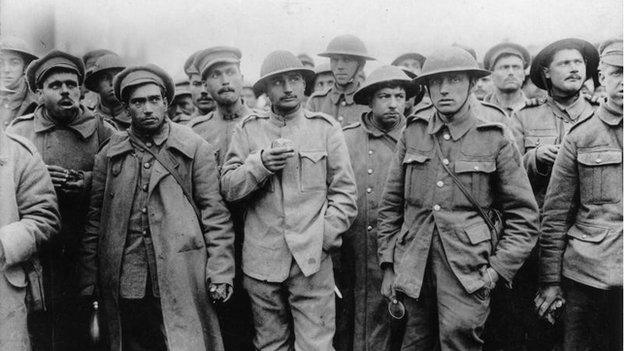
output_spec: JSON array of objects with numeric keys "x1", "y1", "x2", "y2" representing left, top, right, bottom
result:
[
  {"x1": 322, "y1": 124, "x2": 358, "y2": 251},
  {"x1": 489, "y1": 135, "x2": 540, "y2": 283},
  {"x1": 511, "y1": 112, "x2": 550, "y2": 182},
  {"x1": 78, "y1": 147, "x2": 108, "y2": 295},
  {"x1": 0, "y1": 149, "x2": 59, "y2": 267},
  {"x1": 539, "y1": 136, "x2": 579, "y2": 285},
  {"x1": 220, "y1": 124, "x2": 273, "y2": 202},
  {"x1": 376, "y1": 130, "x2": 407, "y2": 268},
  {"x1": 194, "y1": 141, "x2": 235, "y2": 286}
]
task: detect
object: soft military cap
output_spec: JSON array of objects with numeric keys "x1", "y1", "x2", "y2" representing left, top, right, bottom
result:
[
  {"x1": 318, "y1": 34, "x2": 375, "y2": 61},
  {"x1": 599, "y1": 39, "x2": 623, "y2": 67},
  {"x1": 0, "y1": 35, "x2": 38, "y2": 63},
  {"x1": 113, "y1": 64, "x2": 175, "y2": 103},
  {"x1": 174, "y1": 75, "x2": 191, "y2": 98},
  {"x1": 253, "y1": 50, "x2": 315, "y2": 95},
  {"x1": 414, "y1": 46, "x2": 490, "y2": 85},
  {"x1": 391, "y1": 52, "x2": 427, "y2": 67},
  {"x1": 354, "y1": 65, "x2": 420, "y2": 105},
  {"x1": 483, "y1": 42, "x2": 531, "y2": 71},
  {"x1": 197, "y1": 46, "x2": 242, "y2": 80},
  {"x1": 183, "y1": 50, "x2": 203, "y2": 77},
  {"x1": 84, "y1": 54, "x2": 126, "y2": 91},
  {"x1": 26, "y1": 49, "x2": 85, "y2": 93},
  {"x1": 530, "y1": 38, "x2": 599, "y2": 89}
]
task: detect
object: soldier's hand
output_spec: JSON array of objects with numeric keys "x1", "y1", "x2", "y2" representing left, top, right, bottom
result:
[
  {"x1": 209, "y1": 283, "x2": 233, "y2": 303},
  {"x1": 381, "y1": 267, "x2": 396, "y2": 300},
  {"x1": 535, "y1": 144, "x2": 560, "y2": 165},
  {"x1": 261, "y1": 147, "x2": 295, "y2": 172},
  {"x1": 47, "y1": 165, "x2": 70, "y2": 188},
  {"x1": 65, "y1": 170, "x2": 86, "y2": 192},
  {"x1": 534, "y1": 284, "x2": 563, "y2": 318}
]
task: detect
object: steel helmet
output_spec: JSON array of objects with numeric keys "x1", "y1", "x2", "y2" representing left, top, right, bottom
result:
[
  {"x1": 318, "y1": 34, "x2": 375, "y2": 61},
  {"x1": 253, "y1": 50, "x2": 315, "y2": 96},
  {"x1": 413, "y1": 46, "x2": 490, "y2": 85},
  {"x1": 314, "y1": 62, "x2": 332, "y2": 76},
  {"x1": 84, "y1": 53, "x2": 126, "y2": 91},
  {"x1": 354, "y1": 65, "x2": 420, "y2": 105},
  {"x1": 0, "y1": 35, "x2": 38, "y2": 64},
  {"x1": 530, "y1": 38, "x2": 599, "y2": 90}
]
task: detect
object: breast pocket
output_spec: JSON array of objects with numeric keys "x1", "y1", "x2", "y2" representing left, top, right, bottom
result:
[
  {"x1": 577, "y1": 150, "x2": 622, "y2": 204},
  {"x1": 299, "y1": 150, "x2": 327, "y2": 192},
  {"x1": 525, "y1": 134, "x2": 558, "y2": 151},
  {"x1": 454, "y1": 159, "x2": 497, "y2": 206},
  {"x1": 403, "y1": 152, "x2": 431, "y2": 205}
]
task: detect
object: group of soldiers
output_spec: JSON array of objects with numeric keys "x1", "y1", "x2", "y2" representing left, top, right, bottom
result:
[{"x1": 0, "y1": 31, "x2": 621, "y2": 351}]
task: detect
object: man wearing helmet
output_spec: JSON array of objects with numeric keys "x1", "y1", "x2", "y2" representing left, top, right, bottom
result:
[
  {"x1": 377, "y1": 46, "x2": 539, "y2": 350},
  {"x1": 221, "y1": 50, "x2": 357, "y2": 351},
  {"x1": 306, "y1": 34, "x2": 375, "y2": 126}
]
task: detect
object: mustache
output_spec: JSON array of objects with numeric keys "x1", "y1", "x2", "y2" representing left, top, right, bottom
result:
[{"x1": 218, "y1": 87, "x2": 235, "y2": 94}]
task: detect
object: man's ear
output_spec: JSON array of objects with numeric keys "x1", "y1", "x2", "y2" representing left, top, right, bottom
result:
[
  {"x1": 36, "y1": 89, "x2": 44, "y2": 104},
  {"x1": 598, "y1": 71, "x2": 606, "y2": 87},
  {"x1": 543, "y1": 67, "x2": 551, "y2": 80}
]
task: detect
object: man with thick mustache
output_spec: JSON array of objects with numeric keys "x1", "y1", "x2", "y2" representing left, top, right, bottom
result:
[
  {"x1": 7, "y1": 50, "x2": 115, "y2": 351},
  {"x1": 0, "y1": 36, "x2": 38, "y2": 130},
  {"x1": 307, "y1": 34, "x2": 375, "y2": 126},
  {"x1": 377, "y1": 46, "x2": 539, "y2": 350},
  {"x1": 79, "y1": 64, "x2": 235, "y2": 351},
  {"x1": 221, "y1": 50, "x2": 357, "y2": 351},
  {"x1": 184, "y1": 50, "x2": 216, "y2": 118},
  {"x1": 483, "y1": 42, "x2": 532, "y2": 117},
  {"x1": 84, "y1": 53, "x2": 130, "y2": 130}
]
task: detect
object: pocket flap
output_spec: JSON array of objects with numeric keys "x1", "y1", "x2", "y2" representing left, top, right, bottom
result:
[
  {"x1": 577, "y1": 150, "x2": 622, "y2": 166},
  {"x1": 567, "y1": 222, "x2": 610, "y2": 243},
  {"x1": 455, "y1": 160, "x2": 496, "y2": 173},
  {"x1": 300, "y1": 150, "x2": 327, "y2": 163},
  {"x1": 464, "y1": 222, "x2": 491, "y2": 244},
  {"x1": 403, "y1": 152, "x2": 430, "y2": 164}
]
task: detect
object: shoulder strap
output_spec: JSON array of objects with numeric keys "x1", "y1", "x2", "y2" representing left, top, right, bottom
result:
[
  {"x1": 126, "y1": 132, "x2": 206, "y2": 233},
  {"x1": 96, "y1": 115, "x2": 111, "y2": 148},
  {"x1": 432, "y1": 135, "x2": 498, "y2": 236}
]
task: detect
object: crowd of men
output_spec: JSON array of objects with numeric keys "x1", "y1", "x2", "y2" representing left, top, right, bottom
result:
[{"x1": 0, "y1": 31, "x2": 621, "y2": 351}]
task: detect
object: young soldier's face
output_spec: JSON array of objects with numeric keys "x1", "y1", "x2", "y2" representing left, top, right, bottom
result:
[
  {"x1": 39, "y1": 71, "x2": 81, "y2": 120},
  {"x1": 544, "y1": 49, "x2": 586, "y2": 94},
  {"x1": 95, "y1": 69, "x2": 122, "y2": 105},
  {"x1": 241, "y1": 87, "x2": 257, "y2": 108},
  {"x1": 330, "y1": 55, "x2": 360, "y2": 86},
  {"x1": 370, "y1": 87, "x2": 406, "y2": 126},
  {"x1": 492, "y1": 55, "x2": 525, "y2": 93},
  {"x1": 204, "y1": 63, "x2": 243, "y2": 106},
  {"x1": 314, "y1": 73, "x2": 335, "y2": 92},
  {"x1": 473, "y1": 75, "x2": 493, "y2": 100},
  {"x1": 600, "y1": 64, "x2": 623, "y2": 108},
  {"x1": 266, "y1": 72, "x2": 305, "y2": 112},
  {"x1": 428, "y1": 72, "x2": 471, "y2": 115},
  {"x1": 0, "y1": 51, "x2": 25, "y2": 88},
  {"x1": 127, "y1": 83, "x2": 168, "y2": 133}
]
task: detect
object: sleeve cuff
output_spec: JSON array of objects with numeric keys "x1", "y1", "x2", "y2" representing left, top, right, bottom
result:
[
  {"x1": 0, "y1": 222, "x2": 36, "y2": 266},
  {"x1": 247, "y1": 150, "x2": 273, "y2": 183}
]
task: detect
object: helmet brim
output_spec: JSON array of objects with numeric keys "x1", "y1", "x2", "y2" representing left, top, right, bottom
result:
[
  {"x1": 253, "y1": 68, "x2": 315, "y2": 96},
  {"x1": 413, "y1": 68, "x2": 491, "y2": 85}
]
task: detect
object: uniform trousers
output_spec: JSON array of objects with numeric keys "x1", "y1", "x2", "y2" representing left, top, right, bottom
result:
[
  {"x1": 120, "y1": 293, "x2": 167, "y2": 351},
  {"x1": 400, "y1": 229, "x2": 491, "y2": 351},
  {"x1": 244, "y1": 253, "x2": 335, "y2": 351}
]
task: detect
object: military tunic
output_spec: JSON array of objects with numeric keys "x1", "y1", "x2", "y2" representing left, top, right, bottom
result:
[
  {"x1": 0, "y1": 78, "x2": 37, "y2": 131},
  {"x1": 306, "y1": 83, "x2": 370, "y2": 126},
  {"x1": 484, "y1": 91, "x2": 528, "y2": 117}
]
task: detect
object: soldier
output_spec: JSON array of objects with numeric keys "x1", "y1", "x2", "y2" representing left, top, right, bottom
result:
[
  {"x1": 241, "y1": 81, "x2": 258, "y2": 109},
  {"x1": 221, "y1": 50, "x2": 357, "y2": 351},
  {"x1": 483, "y1": 42, "x2": 532, "y2": 116},
  {"x1": 168, "y1": 75, "x2": 194, "y2": 125},
  {"x1": 298, "y1": 53, "x2": 315, "y2": 69},
  {"x1": 0, "y1": 129, "x2": 59, "y2": 350},
  {"x1": 536, "y1": 39, "x2": 623, "y2": 351},
  {"x1": 307, "y1": 34, "x2": 375, "y2": 125},
  {"x1": 84, "y1": 53, "x2": 130, "y2": 130},
  {"x1": 338, "y1": 65, "x2": 420, "y2": 351},
  {"x1": 391, "y1": 52, "x2": 427, "y2": 76},
  {"x1": 190, "y1": 46, "x2": 256, "y2": 351},
  {"x1": 184, "y1": 50, "x2": 216, "y2": 117},
  {"x1": 81, "y1": 49, "x2": 116, "y2": 110},
  {"x1": 377, "y1": 46, "x2": 539, "y2": 350},
  {"x1": 313, "y1": 63, "x2": 335, "y2": 93},
  {"x1": 78, "y1": 64, "x2": 235, "y2": 351},
  {"x1": 0, "y1": 36, "x2": 38, "y2": 130},
  {"x1": 7, "y1": 49, "x2": 116, "y2": 351}
]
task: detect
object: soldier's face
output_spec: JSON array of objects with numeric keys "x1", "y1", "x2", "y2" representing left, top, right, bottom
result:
[
  {"x1": 314, "y1": 73, "x2": 335, "y2": 92},
  {"x1": 127, "y1": 83, "x2": 168, "y2": 133},
  {"x1": 370, "y1": 87, "x2": 406, "y2": 126},
  {"x1": 205, "y1": 63, "x2": 243, "y2": 106},
  {"x1": 266, "y1": 72, "x2": 305, "y2": 113},
  {"x1": 492, "y1": 55, "x2": 525, "y2": 93},
  {"x1": 0, "y1": 51, "x2": 25, "y2": 88},
  {"x1": 599, "y1": 64, "x2": 623, "y2": 108},
  {"x1": 396, "y1": 58, "x2": 422, "y2": 76},
  {"x1": 428, "y1": 72, "x2": 472, "y2": 115},
  {"x1": 168, "y1": 94, "x2": 194, "y2": 119},
  {"x1": 189, "y1": 74, "x2": 216, "y2": 114},
  {"x1": 544, "y1": 49, "x2": 586, "y2": 94},
  {"x1": 95, "y1": 69, "x2": 122, "y2": 105},
  {"x1": 473, "y1": 75, "x2": 493, "y2": 100},
  {"x1": 39, "y1": 71, "x2": 81, "y2": 121},
  {"x1": 241, "y1": 87, "x2": 257, "y2": 108},
  {"x1": 330, "y1": 55, "x2": 360, "y2": 86}
]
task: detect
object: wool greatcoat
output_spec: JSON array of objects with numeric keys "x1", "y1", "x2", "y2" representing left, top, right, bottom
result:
[{"x1": 78, "y1": 121, "x2": 235, "y2": 351}]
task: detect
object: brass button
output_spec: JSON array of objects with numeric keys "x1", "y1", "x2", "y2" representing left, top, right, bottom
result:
[
  {"x1": 341, "y1": 101, "x2": 346, "y2": 106},
  {"x1": 142, "y1": 184, "x2": 148, "y2": 191},
  {"x1": 145, "y1": 142, "x2": 153, "y2": 147},
  {"x1": 367, "y1": 225, "x2": 373, "y2": 231},
  {"x1": 474, "y1": 166, "x2": 479, "y2": 171},
  {"x1": 338, "y1": 116, "x2": 344, "y2": 122},
  {"x1": 368, "y1": 150, "x2": 373, "y2": 155},
  {"x1": 144, "y1": 162, "x2": 151, "y2": 168},
  {"x1": 367, "y1": 169, "x2": 373, "y2": 175},
  {"x1": 436, "y1": 181, "x2": 444, "y2": 187},
  {"x1": 141, "y1": 207, "x2": 147, "y2": 213},
  {"x1": 595, "y1": 158, "x2": 602, "y2": 163},
  {"x1": 366, "y1": 187, "x2": 372, "y2": 193},
  {"x1": 442, "y1": 158, "x2": 450, "y2": 165},
  {"x1": 433, "y1": 204, "x2": 441, "y2": 211},
  {"x1": 443, "y1": 134, "x2": 451, "y2": 140}
]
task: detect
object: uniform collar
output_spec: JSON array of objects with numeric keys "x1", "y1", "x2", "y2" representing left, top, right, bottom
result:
[
  {"x1": 427, "y1": 99, "x2": 475, "y2": 141},
  {"x1": 214, "y1": 100, "x2": 252, "y2": 120},
  {"x1": 361, "y1": 111, "x2": 405, "y2": 141},
  {"x1": 548, "y1": 95, "x2": 591, "y2": 122},
  {"x1": 269, "y1": 104, "x2": 304, "y2": 125},
  {"x1": 33, "y1": 104, "x2": 97, "y2": 139},
  {"x1": 485, "y1": 90, "x2": 527, "y2": 113},
  {"x1": 109, "y1": 121, "x2": 194, "y2": 159},
  {"x1": 98, "y1": 101, "x2": 131, "y2": 123},
  {"x1": 597, "y1": 102, "x2": 623, "y2": 126},
  {"x1": 329, "y1": 82, "x2": 359, "y2": 105}
]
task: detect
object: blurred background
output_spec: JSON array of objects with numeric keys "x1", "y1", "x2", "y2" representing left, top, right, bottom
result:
[{"x1": 1, "y1": 0, "x2": 622, "y2": 81}]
